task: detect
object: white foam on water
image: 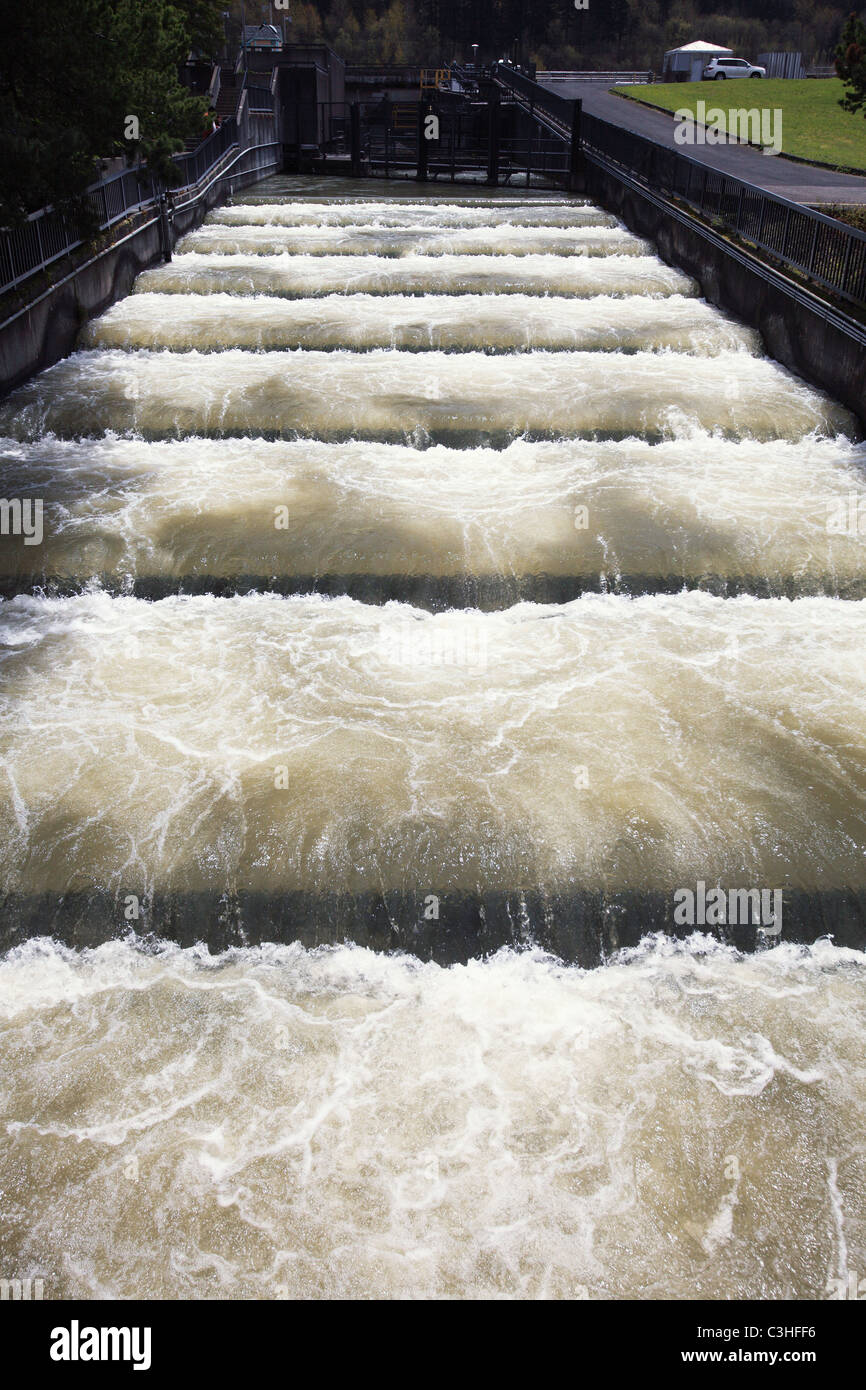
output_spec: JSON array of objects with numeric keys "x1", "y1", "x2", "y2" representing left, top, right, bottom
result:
[
  {"x1": 2, "y1": 590, "x2": 866, "y2": 894},
  {"x1": 0, "y1": 348, "x2": 849, "y2": 441},
  {"x1": 208, "y1": 201, "x2": 617, "y2": 228},
  {"x1": 178, "y1": 224, "x2": 647, "y2": 258},
  {"x1": 81, "y1": 292, "x2": 759, "y2": 354},
  {"x1": 0, "y1": 933, "x2": 863, "y2": 1298},
  {"x1": 1, "y1": 433, "x2": 865, "y2": 583},
  {"x1": 4, "y1": 184, "x2": 866, "y2": 1306},
  {"x1": 133, "y1": 252, "x2": 697, "y2": 299}
]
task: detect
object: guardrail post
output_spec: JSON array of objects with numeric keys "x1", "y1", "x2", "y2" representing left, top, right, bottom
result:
[
  {"x1": 158, "y1": 192, "x2": 172, "y2": 262},
  {"x1": 568, "y1": 99, "x2": 582, "y2": 192},
  {"x1": 350, "y1": 103, "x2": 361, "y2": 177},
  {"x1": 487, "y1": 92, "x2": 500, "y2": 186},
  {"x1": 417, "y1": 101, "x2": 429, "y2": 182}
]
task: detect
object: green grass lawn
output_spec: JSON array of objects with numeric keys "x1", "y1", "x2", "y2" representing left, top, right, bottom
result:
[{"x1": 616, "y1": 79, "x2": 866, "y2": 172}]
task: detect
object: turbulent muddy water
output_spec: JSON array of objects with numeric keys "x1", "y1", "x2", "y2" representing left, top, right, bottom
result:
[
  {"x1": 1, "y1": 935, "x2": 864, "y2": 1300},
  {"x1": 1, "y1": 178, "x2": 865, "y2": 1299}
]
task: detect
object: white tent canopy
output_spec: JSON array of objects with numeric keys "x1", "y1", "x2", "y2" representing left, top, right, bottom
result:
[
  {"x1": 663, "y1": 40, "x2": 734, "y2": 81},
  {"x1": 669, "y1": 41, "x2": 734, "y2": 52}
]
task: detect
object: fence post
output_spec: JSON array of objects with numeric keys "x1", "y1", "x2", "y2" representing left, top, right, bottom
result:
[
  {"x1": 839, "y1": 234, "x2": 854, "y2": 295},
  {"x1": 568, "y1": 99, "x2": 582, "y2": 192},
  {"x1": 417, "y1": 101, "x2": 429, "y2": 182},
  {"x1": 807, "y1": 217, "x2": 820, "y2": 274},
  {"x1": 350, "y1": 103, "x2": 361, "y2": 178},
  {"x1": 526, "y1": 103, "x2": 533, "y2": 186},
  {"x1": 487, "y1": 92, "x2": 500, "y2": 186},
  {"x1": 158, "y1": 191, "x2": 172, "y2": 263}
]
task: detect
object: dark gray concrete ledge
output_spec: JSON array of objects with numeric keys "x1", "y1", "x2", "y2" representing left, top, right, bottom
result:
[
  {"x1": 0, "y1": 887, "x2": 863, "y2": 966},
  {"x1": 3, "y1": 571, "x2": 866, "y2": 608}
]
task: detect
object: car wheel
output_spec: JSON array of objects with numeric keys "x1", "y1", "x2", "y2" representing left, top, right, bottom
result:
[
  {"x1": 715, "y1": 73, "x2": 726, "y2": 79},
  {"x1": 750, "y1": 72, "x2": 761, "y2": 78}
]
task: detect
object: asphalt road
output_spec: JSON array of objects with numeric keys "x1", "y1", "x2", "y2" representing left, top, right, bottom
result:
[{"x1": 542, "y1": 80, "x2": 866, "y2": 204}]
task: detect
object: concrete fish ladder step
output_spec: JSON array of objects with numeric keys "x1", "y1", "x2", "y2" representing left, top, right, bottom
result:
[
  {"x1": 2, "y1": 592, "x2": 866, "y2": 909},
  {"x1": 134, "y1": 252, "x2": 697, "y2": 299},
  {"x1": 1, "y1": 435, "x2": 865, "y2": 595},
  {"x1": 0, "y1": 349, "x2": 852, "y2": 442},
  {"x1": 81, "y1": 293, "x2": 759, "y2": 355},
  {"x1": 208, "y1": 200, "x2": 617, "y2": 228},
  {"x1": 178, "y1": 224, "x2": 648, "y2": 258},
  {"x1": 2, "y1": 888, "x2": 865, "y2": 964}
]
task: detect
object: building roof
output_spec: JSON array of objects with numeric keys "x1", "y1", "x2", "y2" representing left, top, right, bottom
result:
[
  {"x1": 665, "y1": 40, "x2": 733, "y2": 55},
  {"x1": 243, "y1": 24, "x2": 282, "y2": 47}
]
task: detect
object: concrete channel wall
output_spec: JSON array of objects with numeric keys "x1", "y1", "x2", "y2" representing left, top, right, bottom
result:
[
  {"x1": 0, "y1": 133, "x2": 281, "y2": 399},
  {"x1": 586, "y1": 154, "x2": 866, "y2": 433}
]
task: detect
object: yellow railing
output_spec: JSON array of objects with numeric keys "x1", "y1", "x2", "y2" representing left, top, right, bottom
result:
[{"x1": 420, "y1": 67, "x2": 451, "y2": 94}]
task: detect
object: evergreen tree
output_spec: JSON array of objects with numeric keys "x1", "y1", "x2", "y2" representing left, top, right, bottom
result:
[
  {"x1": 0, "y1": 0, "x2": 224, "y2": 225},
  {"x1": 836, "y1": 11, "x2": 866, "y2": 115}
]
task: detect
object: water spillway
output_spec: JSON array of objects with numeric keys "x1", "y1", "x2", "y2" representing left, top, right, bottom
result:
[
  {"x1": 1, "y1": 180, "x2": 863, "y2": 940},
  {"x1": 1, "y1": 179, "x2": 865, "y2": 1300},
  {"x1": 131, "y1": 250, "x2": 696, "y2": 299}
]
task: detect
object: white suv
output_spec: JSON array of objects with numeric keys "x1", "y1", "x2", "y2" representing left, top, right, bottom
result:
[{"x1": 702, "y1": 57, "x2": 766, "y2": 80}]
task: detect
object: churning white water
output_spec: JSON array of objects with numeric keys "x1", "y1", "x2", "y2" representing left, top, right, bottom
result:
[
  {"x1": 82, "y1": 291, "x2": 757, "y2": 354},
  {"x1": 1, "y1": 433, "x2": 865, "y2": 589},
  {"x1": 1, "y1": 934, "x2": 863, "y2": 1299},
  {"x1": 133, "y1": 250, "x2": 696, "y2": 298},
  {"x1": 1, "y1": 178, "x2": 864, "y2": 1300},
  {"x1": 0, "y1": 347, "x2": 849, "y2": 441},
  {"x1": 1, "y1": 588, "x2": 866, "y2": 897}
]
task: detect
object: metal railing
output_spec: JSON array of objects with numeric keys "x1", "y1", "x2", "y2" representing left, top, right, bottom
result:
[
  {"x1": 346, "y1": 65, "x2": 422, "y2": 86},
  {"x1": 340, "y1": 96, "x2": 574, "y2": 186},
  {"x1": 0, "y1": 166, "x2": 158, "y2": 295},
  {"x1": 243, "y1": 81, "x2": 274, "y2": 112},
  {"x1": 1, "y1": 119, "x2": 242, "y2": 296},
  {"x1": 581, "y1": 111, "x2": 866, "y2": 310},
  {"x1": 172, "y1": 118, "x2": 238, "y2": 188},
  {"x1": 494, "y1": 62, "x2": 576, "y2": 134},
  {"x1": 538, "y1": 70, "x2": 653, "y2": 84}
]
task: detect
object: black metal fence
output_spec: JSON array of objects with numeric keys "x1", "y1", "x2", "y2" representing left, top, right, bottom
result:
[
  {"x1": 313, "y1": 95, "x2": 574, "y2": 187},
  {"x1": 172, "y1": 118, "x2": 238, "y2": 189},
  {"x1": 1, "y1": 120, "x2": 240, "y2": 297},
  {"x1": 581, "y1": 111, "x2": 866, "y2": 310},
  {"x1": 494, "y1": 63, "x2": 576, "y2": 135},
  {"x1": 245, "y1": 85, "x2": 274, "y2": 112}
]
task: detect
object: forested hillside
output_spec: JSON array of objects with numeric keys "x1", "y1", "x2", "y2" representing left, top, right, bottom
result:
[{"x1": 238, "y1": 0, "x2": 863, "y2": 70}]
